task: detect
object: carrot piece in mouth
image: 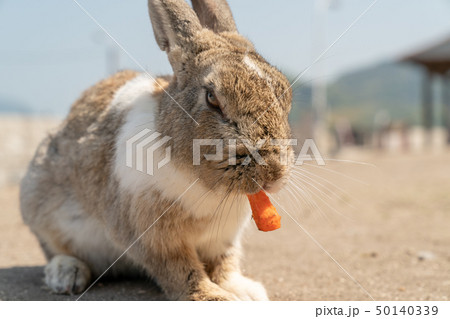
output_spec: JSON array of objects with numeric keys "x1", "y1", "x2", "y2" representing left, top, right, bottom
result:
[{"x1": 247, "y1": 190, "x2": 281, "y2": 232}]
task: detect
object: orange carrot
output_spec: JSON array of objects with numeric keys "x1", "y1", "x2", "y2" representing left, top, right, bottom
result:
[{"x1": 247, "y1": 190, "x2": 281, "y2": 232}]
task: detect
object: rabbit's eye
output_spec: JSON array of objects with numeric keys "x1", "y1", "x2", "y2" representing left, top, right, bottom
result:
[{"x1": 206, "y1": 91, "x2": 221, "y2": 109}]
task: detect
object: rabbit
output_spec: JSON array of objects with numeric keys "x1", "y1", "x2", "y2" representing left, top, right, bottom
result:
[{"x1": 20, "y1": 0, "x2": 293, "y2": 301}]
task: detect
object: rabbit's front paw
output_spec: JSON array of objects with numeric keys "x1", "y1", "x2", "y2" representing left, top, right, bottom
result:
[
  {"x1": 187, "y1": 281, "x2": 238, "y2": 301},
  {"x1": 44, "y1": 255, "x2": 91, "y2": 295},
  {"x1": 219, "y1": 272, "x2": 269, "y2": 301}
]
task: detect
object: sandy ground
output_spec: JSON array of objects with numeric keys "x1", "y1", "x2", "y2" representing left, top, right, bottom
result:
[{"x1": 0, "y1": 116, "x2": 449, "y2": 301}]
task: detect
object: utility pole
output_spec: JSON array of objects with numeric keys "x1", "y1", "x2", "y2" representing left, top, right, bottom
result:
[
  {"x1": 93, "y1": 31, "x2": 120, "y2": 76},
  {"x1": 312, "y1": 0, "x2": 329, "y2": 152},
  {"x1": 312, "y1": 0, "x2": 339, "y2": 153},
  {"x1": 106, "y1": 45, "x2": 120, "y2": 76}
]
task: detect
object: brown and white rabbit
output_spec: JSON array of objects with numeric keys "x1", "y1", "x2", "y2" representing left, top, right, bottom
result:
[{"x1": 20, "y1": 0, "x2": 293, "y2": 301}]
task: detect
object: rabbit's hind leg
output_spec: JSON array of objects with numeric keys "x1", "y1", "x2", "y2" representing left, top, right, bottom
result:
[
  {"x1": 30, "y1": 197, "x2": 127, "y2": 292},
  {"x1": 44, "y1": 254, "x2": 91, "y2": 295}
]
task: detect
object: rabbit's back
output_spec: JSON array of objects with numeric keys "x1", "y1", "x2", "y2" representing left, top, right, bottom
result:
[
  {"x1": 19, "y1": 70, "x2": 143, "y2": 272},
  {"x1": 21, "y1": 70, "x2": 139, "y2": 216}
]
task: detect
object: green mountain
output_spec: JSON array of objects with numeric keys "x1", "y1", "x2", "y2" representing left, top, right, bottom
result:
[
  {"x1": 0, "y1": 61, "x2": 429, "y2": 126},
  {"x1": 328, "y1": 61, "x2": 423, "y2": 128},
  {"x1": 289, "y1": 61, "x2": 426, "y2": 130}
]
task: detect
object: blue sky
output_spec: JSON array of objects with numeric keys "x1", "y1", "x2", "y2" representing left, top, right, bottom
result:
[{"x1": 1, "y1": 0, "x2": 450, "y2": 115}]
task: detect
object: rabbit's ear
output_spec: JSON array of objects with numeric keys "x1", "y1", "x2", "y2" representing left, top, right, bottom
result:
[
  {"x1": 148, "y1": 0, "x2": 202, "y2": 53},
  {"x1": 191, "y1": 0, "x2": 237, "y2": 33}
]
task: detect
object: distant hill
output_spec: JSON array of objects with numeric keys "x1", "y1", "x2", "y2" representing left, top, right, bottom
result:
[
  {"x1": 0, "y1": 61, "x2": 428, "y2": 128},
  {"x1": 328, "y1": 61, "x2": 423, "y2": 128},
  {"x1": 0, "y1": 98, "x2": 33, "y2": 114},
  {"x1": 289, "y1": 61, "x2": 426, "y2": 130}
]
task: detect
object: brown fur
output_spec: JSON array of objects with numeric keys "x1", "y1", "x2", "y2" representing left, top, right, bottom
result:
[
  {"x1": 152, "y1": 75, "x2": 172, "y2": 97},
  {"x1": 156, "y1": 28, "x2": 293, "y2": 194},
  {"x1": 20, "y1": 0, "x2": 293, "y2": 300},
  {"x1": 191, "y1": 0, "x2": 237, "y2": 33}
]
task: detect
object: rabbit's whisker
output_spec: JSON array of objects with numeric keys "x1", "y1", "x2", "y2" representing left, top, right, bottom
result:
[
  {"x1": 287, "y1": 179, "x2": 331, "y2": 222},
  {"x1": 322, "y1": 158, "x2": 378, "y2": 168},
  {"x1": 292, "y1": 166, "x2": 361, "y2": 208},
  {"x1": 276, "y1": 183, "x2": 312, "y2": 218},
  {"x1": 289, "y1": 175, "x2": 353, "y2": 222},
  {"x1": 301, "y1": 163, "x2": 369, "y2": 186},
  {"x1": 207, "y1": 178, "x2": 235, "y2": 249},
  {"x1": 290, "y1": 170, "x2": 357, "y2": 211}
]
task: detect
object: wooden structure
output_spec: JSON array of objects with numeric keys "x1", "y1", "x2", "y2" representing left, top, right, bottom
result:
[{"x1": 402, "y1": 36, "x2": 450, "y2": 143}]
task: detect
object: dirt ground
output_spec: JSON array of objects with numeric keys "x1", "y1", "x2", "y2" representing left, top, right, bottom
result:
[{"x1": 0, "y1": 118, "x2": 449, "y2": 300}]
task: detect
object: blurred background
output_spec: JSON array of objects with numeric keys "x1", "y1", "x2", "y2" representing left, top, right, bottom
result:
[
  {"x1": 0, "y1": 0, "x2": 449, "y2": 300},
  {"x1": 1, "y1": 0, "x2": 450, "y2": 186}
]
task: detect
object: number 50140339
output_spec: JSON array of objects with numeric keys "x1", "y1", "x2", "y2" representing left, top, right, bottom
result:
[{"x1": 376, "y1": 305, "x2": 438, "y2": 316}]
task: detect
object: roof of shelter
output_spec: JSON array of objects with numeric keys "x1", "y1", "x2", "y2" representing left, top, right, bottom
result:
[{"x1": 402, "y1": 35, "x2": 450, "y2": 74}]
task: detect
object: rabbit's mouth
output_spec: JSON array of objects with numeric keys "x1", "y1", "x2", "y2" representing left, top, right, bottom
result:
[
  {"x1": 189, "y1": 135, "x2": 294, "y2": 195},
  {"x1": 250, "y1": 164, "x2": 292, "y2": 195},
  {"x1": 207, "y1": 159, "x2": 292, "y2": 196}
]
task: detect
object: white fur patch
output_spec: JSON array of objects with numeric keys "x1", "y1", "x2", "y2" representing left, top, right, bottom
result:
[
  {"x1": 220, "y1": 272, "x2": 269, "y2": 301},
  {"x1": 45, "y1": 255, "x2": 91, "y2": 294},
  {"x1": 243, "y1": 55, "x2": 277, "y2": 101},
  {"x1": 243, "y1": 55, "x2": 266, "y2": 79},
  {"x1": 112, "y1": 75, "x2": 251, "y2": 258},
  {"x1": 111, "y1": 74, "x2": 157, "y2": 112},
  {"x1": 49, "y1": 199, "x2": 123, "y2": 273}
]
